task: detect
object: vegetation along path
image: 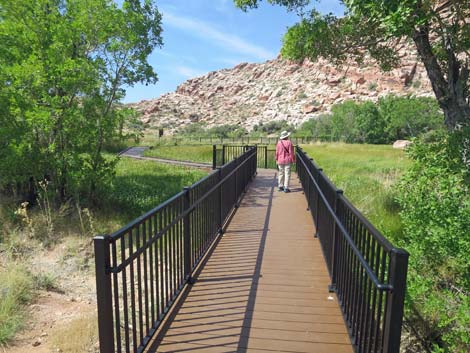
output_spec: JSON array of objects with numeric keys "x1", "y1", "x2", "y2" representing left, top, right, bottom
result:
[
  {"x1": 120, "y1": 147, "x2": 212, "y2": 169},
  {"x1": 148, "y1": 169, "x2": 352, "y2": 353}
]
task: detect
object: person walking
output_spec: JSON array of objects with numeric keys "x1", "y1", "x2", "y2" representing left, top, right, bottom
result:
[{"x1": 275, "y1": 130, "x2": 296, "y2": 193}]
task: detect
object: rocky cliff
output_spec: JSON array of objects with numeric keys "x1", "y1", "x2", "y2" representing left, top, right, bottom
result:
[{"x1": 130, "y1": 46, "x2": 434, "y2": 134}]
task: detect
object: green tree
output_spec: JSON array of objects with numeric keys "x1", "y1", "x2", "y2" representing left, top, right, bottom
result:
[
  {"x1": 235, "y1": 0, "x2": 470, "y2": 130},
  {"x1": 378, "y1": 95, "x2": 444, "y2": 141},
  {"x1": 396, "y1": 130, "x2": 470, "y2": 353},
  {"x1": 253, "y1": 120, "x2": 294, "y2": 134},
  {"x1": 0, "y1": 0, "x2": 162, "y2": 201},
  {"x1": 355, "y1": 101, "x2": 387, "y2": 144},
  {"x1": 330, "y1": 100, "x2": 361, "y2": 142}
]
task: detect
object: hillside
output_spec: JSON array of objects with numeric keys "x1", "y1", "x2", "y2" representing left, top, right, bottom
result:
[{"x1": 130, "y1": 45, "x2": 434, "y2": 134}]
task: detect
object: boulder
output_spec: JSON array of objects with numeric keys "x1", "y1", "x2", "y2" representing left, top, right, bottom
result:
[
  {"x1": 141, "y1": 117, "x2": 151, "y2": 125},
  {"x1": 303, "y1": 104, "x2": 318, "y2": 114},
  {"x1": 356, "y1": 77, "x2": 366, "y2": 85},
  {"x1": 393, "y1": 140, "x2": 412, "y2": 149}
]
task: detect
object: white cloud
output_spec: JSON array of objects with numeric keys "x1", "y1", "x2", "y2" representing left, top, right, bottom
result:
[
  {"x1": 175, "y1": 65, "x2": 206, "y2": 79},
  {"x1": 162, "y1": 11, "x2": 276, "y2": 61}
]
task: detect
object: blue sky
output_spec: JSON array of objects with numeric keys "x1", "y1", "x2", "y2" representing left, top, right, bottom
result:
[{"x1": 124, "y1": 0, "x2": 345, "y2": 103}]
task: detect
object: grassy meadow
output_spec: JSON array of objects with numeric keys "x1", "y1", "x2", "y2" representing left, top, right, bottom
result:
[
  {"x1": 300, "y1": 143, "x2": 410, "y2": 240},
  {"x1": 0, "y1": 157, "x2": 207, "y2": 347},
  {"x1": 103, "y1": 156, "x2": 207, "y2": 220},
  {"x1": 141, "y1": 142, "x2": 409, "y2": 241},
  {"x1": 143, "y1": 145, "x2": 214, "y2": 164}
]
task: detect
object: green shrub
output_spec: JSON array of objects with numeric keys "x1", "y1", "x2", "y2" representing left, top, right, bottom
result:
[
  {"x1": 253, "y1": 120, "x2": 295, "y2": 134},
  {"x1": 378, "y1": 95, "x2": 444, "y2": 141},
  {"x1": 297, "y1": 114, "x2": 333, "y2": 140},
  {"x1": 179, "y1": 123, "x2": 207, "y2": 136},
  {"x1": 299, "y1": 96, "x2": 444, "y2": 144},
  {"x1": 396, "y1": 130, "x2": 470, "y2": 353},
  {"x1": 330, "y1": 100, "x2": 361, "y2": 142},
  {"x1": 355, "y1": 101, "x2": 388, "y2": 144},
  {"x1": 0, "y1": 264, "x2": 34, "y2": 345}
]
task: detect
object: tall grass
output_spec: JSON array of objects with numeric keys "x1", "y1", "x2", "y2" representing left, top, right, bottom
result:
[
  {"x1": 300, "y1": 143, "x2": 410, "y2": 240},
  {"x1": 0, "y1": 156, "x2": 207, "y2": 346},
  {"x1": 0, "y1": 263, "x2": 34, "y2": 346},
  {"x1": 99, "y1": 156, "x2": 208, "y2": 222},
  {"x1": 51, "y1": 314, "x2": 98, "y2": 353},
  {"x1": 143, "y1": 145, "x2": 214, "y2": 164}
]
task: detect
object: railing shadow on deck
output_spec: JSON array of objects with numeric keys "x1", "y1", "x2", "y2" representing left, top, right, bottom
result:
[
  {"x1": 94, "y1": 142, "x2": 409, "y2": 353},
  {"x1": 94, "y1": 147, "x2": 258, "y2": 353},
  {"x1": 145, "y1": 172, "x2": 277, "y2": 352}
]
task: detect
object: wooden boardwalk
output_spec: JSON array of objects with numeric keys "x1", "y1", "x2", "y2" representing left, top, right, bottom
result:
[{"x1": 148, "y1": 169, "x2": 353, "y2": 353}]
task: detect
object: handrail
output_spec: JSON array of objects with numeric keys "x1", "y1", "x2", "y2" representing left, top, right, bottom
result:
[
  {"x1": 108, "y1": 148, "x2": 257, "y2": 274},
  {"x1": 94, "y1": 146, "x2": 257, "y2": 353},
  {"x1": 108, "y1": 190, "x2": 186, "y2": 240},
  {"x1": 296, "y1": 154, "x2": 392, "y2": 290},
  {"x1": 296, "y1": 146, "x2": 409, "y2": 353}
]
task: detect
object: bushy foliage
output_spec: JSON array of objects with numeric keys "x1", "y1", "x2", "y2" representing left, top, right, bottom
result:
[
  {"x1": 297, "y1": 114, "x2": 332, "y2": 140},
  {"x1": 299, "y1": 96, "x2": 444, "y2": 144},
  {"x1": 178, "y1": 123, "x2": 247, "y2": 138},
  {"x1": 179, "y1": 123, "x2": 207, "y2": 136},
  {"x1": 208, "y1": 124, "x2": 248, "y2": 138},
  {"x1": 0, "y1": 0, "x2": 162, "y2": 202},
  {"x1": 378, "y1": 95, "x2": 443, "y2": 141},
  {"x1": 330, "y1": 101, "x2": 362, "y2": 142},
  {"x1": 395, "y1": 130, "x2": 470, "y2": 353},
  {"x1": 0, "y1": 264, "x2": 34, "y2": 345},
  {"x1": 252, "y1": 120, "x2": 294, "y2": 135}
]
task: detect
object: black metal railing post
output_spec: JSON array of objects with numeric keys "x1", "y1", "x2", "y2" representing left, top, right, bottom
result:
[
  {"x1": 183, "y1": 187, "x2": 193, "y2": 284},
  {"x1": 222, "y1": 145, "x2": 226, "y2": 165},
  {"x1": 94, "y1": 235, "x2": 115, "y2": 353},
  {"x1": 212, "y1": 145, "x2": 216, "y2": 169},
  {"x1": 307, "y1": 157, "x2": 313, "y2": 211},
  {"x1": 234, "y1": 158, "x2": 239, "y2": 208},
  {"x1": 217, "y1": 167, "x2": 223, "y2": 234},
  {"x1": 264, "y1": 146, "x2": 268, "y2": 169},
  {"x1": 315, "y1": 168, "x2": 323, "y2": 238},
  {"x1": 383, "y1": 249, "x2": 409, "y2": 353},
  {"x1": 329, "y1": 189, "x2": 343, "y2": 293}
]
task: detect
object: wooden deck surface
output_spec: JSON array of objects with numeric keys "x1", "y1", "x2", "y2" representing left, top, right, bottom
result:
[{"x1": 148, "y1": 169, "x2": 353, "y2": 353}]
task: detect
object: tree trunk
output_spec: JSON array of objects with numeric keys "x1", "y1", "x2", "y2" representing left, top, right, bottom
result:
[{"x1": 412, "y1": 27, "x2": 470, "y2": 129}]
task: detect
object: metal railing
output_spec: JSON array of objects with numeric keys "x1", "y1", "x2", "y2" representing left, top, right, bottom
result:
[
  {"x1": 213, "y1": 145, "x2": 277, "y2": 169},
  {"x1": 94, "y1": 146, "x2": 257, "y2": 353},
  {"x1": 155, "y1": 136, "x2": 313, "y2": 146},
  {"x1": 296, "y1": 146, "x2": 409, "y2": 353}
]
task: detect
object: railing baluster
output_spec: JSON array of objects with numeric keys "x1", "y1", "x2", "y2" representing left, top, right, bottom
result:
[
  {"x1": 383, "y1": 249, "x2": 409, "y2": 353},
  {"x1": 135, "y1": 226, "x2": 144, "y2": 345},
  {"x1": 93, "y1": 147, "x2": 262, "y2": 353},
  {"x1": 295, "y1": 147, "x2": 408, "y2": 353},
  {"x1": 94, "y1": 236, "x2": 115, "y2": 353},
  {"x1": 121, "y1": 236, "x2": 130, "y2": 353}
]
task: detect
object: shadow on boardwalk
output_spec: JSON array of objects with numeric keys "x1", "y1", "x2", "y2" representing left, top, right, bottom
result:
[{"x1": 146, "y1": 170, "x2": 352, "y2": 353}]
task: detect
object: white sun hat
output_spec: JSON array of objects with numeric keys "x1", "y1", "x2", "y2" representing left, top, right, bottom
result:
[{"x1": 279, "y1": 130, "x2": 291, "y2": 139}]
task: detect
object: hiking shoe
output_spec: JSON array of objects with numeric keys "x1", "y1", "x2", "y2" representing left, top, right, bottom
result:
[
  {"x1": 278, "y1": 186, "x2": 284, "y2": 191},
  {"x1": 284, "y1": 188, "x2": 291, "y2": 193}
]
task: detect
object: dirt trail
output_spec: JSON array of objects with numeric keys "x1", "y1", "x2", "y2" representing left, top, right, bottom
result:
[
  {"x1": 3, "y1": 239, "x2": 98, "y2": 353},
  {"x1": 5, "y1": 292, "x2": 95, "y2": 353}
]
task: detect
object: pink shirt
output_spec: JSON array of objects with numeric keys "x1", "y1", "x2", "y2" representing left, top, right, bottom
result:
[{"x1": 275, "y1": 139, "x2": 296, "y2": 164}]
